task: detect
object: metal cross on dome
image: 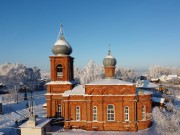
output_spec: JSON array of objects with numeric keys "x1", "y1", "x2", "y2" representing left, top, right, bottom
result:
[
  {"x1": 56, "y1": 24, "x2": 64, "y2": 41},
  {"x1": 108, "y1": 44, "x2": 111, "y2": 55},
  {"x1": 60, "y1": 24, "x2": 63, "y2": 36}
]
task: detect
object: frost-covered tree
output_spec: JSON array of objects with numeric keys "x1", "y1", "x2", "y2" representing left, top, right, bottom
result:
[
  {"x1": 0, "y1": 63, "x2": 41, "y2": 87},
  {"x1": 74, "y1": 60, "x2": 104, "y2": 85},
  {"x1": 148, "y1": 65, "x2": 171, "y2": 79},
  {"x1": 115, "y1": 67, "x2": 138, "y2": 82},
  {"x1": 153, "y1": 103, "x2": 180, "y2": 135},
  {"x1": 40, "y1": 70, "x2": 50, "y2": 80},
  {"x1": 74, "y1": 60, "x2": 138, "y2": 85},
  {"x1": 171, "y1": 67, "x2": 180, "y2": 76},
  {"x1": 148, "y1": 66, "x2": 180, "y2": 79}
]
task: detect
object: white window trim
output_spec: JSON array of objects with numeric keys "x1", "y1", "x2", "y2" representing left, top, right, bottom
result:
[
  {"x1": 142, "y1": 105, "x2": 146, "y2": 120},
  {"x1": 93, "y1": 106, "x2": 98, "y2": 121},
  {"x1": 124, "y1": 106, "x2": 129, "y2": 122},
  {"x1": 76, "y1": 106, "x2": 80, "y2": 121},
  {"x1": 57, "y1": 104, "x2": 61, "y2": 117},
  {"x1": 58, "y1": 104, "x2": 61, "y2": 113},
  {"x1": 107, "y1": 104, "x2": 115, "y2": 121}
]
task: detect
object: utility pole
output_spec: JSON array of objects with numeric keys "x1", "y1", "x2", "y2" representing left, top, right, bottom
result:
[
  {"x1": 15, "y1": 86, "x2": 18, "y2": 104},
  {"x1": 24, "y1": 86, "x2": 27, "y2": 100},
  {"x1": 30, "y1": 85, "x2": 33, "y2": 99}
]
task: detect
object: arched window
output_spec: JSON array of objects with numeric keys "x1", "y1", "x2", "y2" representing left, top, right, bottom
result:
[
  {"x1": 124, "y1": 106, "x2": 129, "y2": 121},
  {"x1": 93, "y1": 106, "x2": 98, "y2": 121},
  {"x1": 76, "y1": 106, "x2": 80, "y2": 121},
  {"x1": 107, "y1": 104, "x2": 115, "y2": 121},
  {"x1": 57, "y1": 104, "x2": 61, "y2": 117},
  {"x1": 142, "y1": 105, "x2": 146, "y2": 120},
  {"x1": 56, "y1": 64, "x2": 63, "y2": 77}
]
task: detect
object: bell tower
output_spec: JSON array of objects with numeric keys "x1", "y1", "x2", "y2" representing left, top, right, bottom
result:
[{"x1": 46, "y1": 25, "x2": 76, "y2": 118}]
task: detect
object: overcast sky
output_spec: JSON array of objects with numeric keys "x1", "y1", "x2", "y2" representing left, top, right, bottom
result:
[{"x1": 0, "y1": 0, "x2": 180, "y2": 71}]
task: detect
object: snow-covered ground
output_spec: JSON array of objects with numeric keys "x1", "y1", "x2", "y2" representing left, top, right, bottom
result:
[
  {"x1": 0, "y1": 90, "x2": 46, "y2": 135},
  {"x1": 52, "y1": 125, "x2": 157, "y2": 135}
]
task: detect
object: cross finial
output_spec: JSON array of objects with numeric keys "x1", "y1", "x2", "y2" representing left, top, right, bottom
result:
[
  {"x1": 108, "y1": 44, "x2": 111, "y2": 55},
  {"x1": 60, "y1": 24, "x2": 63, "y2": 36},
  {"x1": 57, "y1": 24, "x2": 65, "y2": 41}
]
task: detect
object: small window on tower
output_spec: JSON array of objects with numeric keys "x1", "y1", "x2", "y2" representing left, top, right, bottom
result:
[{"x1": 57, "y1": 64, "x2": 63, "y2": 77}]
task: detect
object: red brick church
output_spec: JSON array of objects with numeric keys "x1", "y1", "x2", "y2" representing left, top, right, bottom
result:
[{"x1": 45, "y1": 26, "x2": 152, "y2": 131}]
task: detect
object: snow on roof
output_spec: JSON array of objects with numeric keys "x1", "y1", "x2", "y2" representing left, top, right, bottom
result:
[
  {"x1": 105, "y1": 55, "x2": 114, "y2": 58},
  {"x1": 167, "y1": 75, "x2": 178, "y2": 80},
  {"x1": 151, "y1": 78, "x2": 159, "y2": 81},
  {"x1": 160, "y1": 75, "x2": 167, "y2": 78},
  {"x1": 152, "y1": 97, "x2": 165, "y2": 103},
  {"x1": 136, "y1": 88, "x2": 153, "y2": 95},
  {"x1": 63, "y1": 85, "x2": 85, "y2": 96},
  {"x1": 42, "y1": 103, "x2": 47, "y2": 107},
  {"x1": 137, "y1": 80, "x2": 158, "y2": 88},
  {"x1": 46, "y1": 80, "x2": 76, "y2": 85},
  {"x1": 20, "y1": 118, "x2": 51, "y2": 128},
  {"x1": 167, "y1": 75, "x2": 177, "y2": 78},
  {"x1": 45, "y1": 93, "x2": 63, "y2": 96},
  {"x1": 86, "y1": 78, "x2": 134, "y2": 86}
]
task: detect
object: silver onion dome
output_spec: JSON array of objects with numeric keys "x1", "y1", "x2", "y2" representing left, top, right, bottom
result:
[
  {"x1": 52, "y1": 25, "x2": 72, "y2": 56},
  {"x1": 103, "y1": 49, "x2": 117, "y2": 67}
]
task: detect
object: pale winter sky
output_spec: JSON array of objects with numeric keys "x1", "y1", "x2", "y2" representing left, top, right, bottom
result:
[{"x1": 0, "y1": 0, "x2": 180, "y2": 71}]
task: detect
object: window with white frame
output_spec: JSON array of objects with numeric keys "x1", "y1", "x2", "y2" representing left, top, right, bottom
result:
[
  {"x1": 142, "y1": 105, "x2": 146, "y2": 120},
  {"x1": 93, "y1": 106, "x2": 97, "y2": 121},
  {"x1": 107, "y1": 104, "x2": 115, "y2": 121},
  {"x1": 76, "y1": 106, "x2": 80, "y2": 121},
  {"x1": 56, "y1": 104, "x2": 61, "y2": 117},
  {"x1": 124, "y1": 106, "x2": 129, "y2": 121}
]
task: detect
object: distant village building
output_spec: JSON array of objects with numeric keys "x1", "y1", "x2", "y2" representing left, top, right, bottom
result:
[
  {"x1": 159, "y1": 74, "x2": 179, "y2": 82},
  {"x1": 152, "y1": 97, "x2": 165, "y2": 107},
  {"x1": 167, "y1": 75, "x2": 178, "y2": 81},
  {"x1": 136, "y1": 80, "x2": 159, "y2": 89},
  {"x1": 150, "y1": 78, "x2": 160, "y2": 83},
  {"x1": 45, "y1": 26, "x2": 153, "y2": 131}
]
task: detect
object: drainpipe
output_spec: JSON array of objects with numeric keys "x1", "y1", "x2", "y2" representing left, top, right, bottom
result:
[{"x1": 135, "y1": 95, "x2": 138, "y2": 130}]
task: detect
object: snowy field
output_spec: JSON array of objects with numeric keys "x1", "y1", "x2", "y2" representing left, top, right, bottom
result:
[{"x1": 0, "y1": 90, "x2": 46, "y2": 135}]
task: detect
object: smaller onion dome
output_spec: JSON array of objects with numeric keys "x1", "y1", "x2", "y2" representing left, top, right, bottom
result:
[
  {"x1": 52, "y1": 25, "x2": 72, "y2": 56},
  {"x1": 103, "y1": 47, "x2": 117, "y2": 67}
]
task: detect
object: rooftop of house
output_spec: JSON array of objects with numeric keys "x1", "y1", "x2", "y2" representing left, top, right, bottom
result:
[
  {"x1": 20, "y1": 118, "x2": 51, "y2": 128},
  {"x1": 136, "y1": 80, "x2": 159, "y2": 88}
]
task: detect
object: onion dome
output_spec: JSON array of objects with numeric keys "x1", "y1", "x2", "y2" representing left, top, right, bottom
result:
[
  {"x1": 103, "y1": 47, "x2": 117, "y2": 67},
  {"x1": 52, "y1": 25, "x2": 72, "y2": 56}
]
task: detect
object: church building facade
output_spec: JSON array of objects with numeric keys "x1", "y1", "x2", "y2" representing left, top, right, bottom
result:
[{"x1": 45, "y1": 26, "x2": 152, "y2": 131}]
